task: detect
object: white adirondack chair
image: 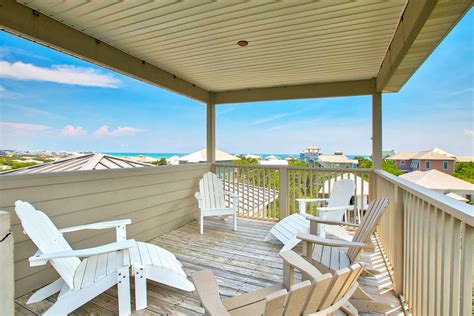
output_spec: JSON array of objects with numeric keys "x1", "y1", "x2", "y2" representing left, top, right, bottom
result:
[
  {"x1": 297, "y1": 197, "x2": 396, "y2": 313},
  {"x1": 15, "y1": 200, "x2": 194, "y2": 315},
  {"x1": 192, "y1": 250, "x2": 364, "y2": 316},
  {"x1": 195, "y1": 172, "x2": 239, "y2": 234},
  {"x1": 264, "y1": 179, "x2": 355, "y2": 252}
]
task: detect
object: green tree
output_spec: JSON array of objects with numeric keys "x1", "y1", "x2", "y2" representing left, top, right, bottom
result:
[
  {"x1": 151, "y1": 158, "x2": 168, "y2": 166},
  {"x1": 355, "y1": 156, "x2": 403, "y2": 176},
  {"x1": 452, "y1": 162, "x2": 474, "y2": 184}
]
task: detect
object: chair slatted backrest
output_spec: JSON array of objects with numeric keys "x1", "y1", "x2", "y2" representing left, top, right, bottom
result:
[
  {"x1": 324, "y1": 179, "x2": 356, "y2": 241},
  {"x1": 346, "y1": 197, "x2": 389, "y2": 262},
  {"x1": 199, "y1": 172, "x2": 226, "y2": 210},
  {"x1": 327, "y1": 179, "x2": 355, "y2": 209},
  {"x1": 263, "y1": 263, "x2": 364, "y2": 316},
  {"x1": 15, "y1": 201, "x2": 80, "y2": 289}
]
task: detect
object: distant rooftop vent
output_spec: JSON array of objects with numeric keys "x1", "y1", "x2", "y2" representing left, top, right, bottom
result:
[{"x1": 334, "y1": 150, "x2": 343, "y2": 155}]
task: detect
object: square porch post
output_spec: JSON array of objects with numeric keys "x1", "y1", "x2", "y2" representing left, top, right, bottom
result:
[
  {"x1": 206, "y1": 93, "x2": 216, "y2": 163},
  {"x1": 372, "y1": 92, "x2": 382, "y2": 170}
]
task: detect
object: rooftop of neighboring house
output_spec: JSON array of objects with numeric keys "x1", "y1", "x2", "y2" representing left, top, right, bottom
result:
[
  {"x1": 387, "y1": 147, "x2": 457, "y2": 161},
  {"x1": 179, "y1": 149, "x2": 240, "y2": 163},
  {"x1": 400, "y1": 169, "x2": 474, "y2": 193},
  {"x1": 1, "y1": 153, "x2": 152, "y2": 175},
  {"x1": 318, "y1": 151, "x2": 358, "y2": 165},
  {"x1": 301, "y1": 145, "x2": 321, "y2": 154}
]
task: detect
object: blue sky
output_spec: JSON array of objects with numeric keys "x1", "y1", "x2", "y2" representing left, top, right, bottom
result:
[{"x1": 0, "y1": 10, "x2": 472, "y2": 155}]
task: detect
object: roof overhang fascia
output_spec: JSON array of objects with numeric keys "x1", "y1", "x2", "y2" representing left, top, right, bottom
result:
[{"x1": 213, "y1": 79, "x2": 376, "y2": 104}]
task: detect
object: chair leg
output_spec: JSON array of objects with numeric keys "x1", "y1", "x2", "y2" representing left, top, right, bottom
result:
[
  {"x1": 134, "y1": 266, "x2": 147, "y2": 310},
  {"x1": 200, "y1": 213, "x2": 204, "y2": 234},
  {"x1": 233, "y1": 213, "x2": 237, "y2": 231},
  {"x1": 117, "y1": 261, "x2": 131, "y2": 315}
]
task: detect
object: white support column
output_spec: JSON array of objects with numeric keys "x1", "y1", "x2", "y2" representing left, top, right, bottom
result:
[
  {"x1": 372, "y1": 92, "x2": 382, "y2": 170},
  {"x1": 206, "y1": 93, "x2": 216, "y2": 163}
]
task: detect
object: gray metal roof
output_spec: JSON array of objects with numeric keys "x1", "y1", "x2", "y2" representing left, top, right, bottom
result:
[{"x1": 1, "y1": 153, "x2": 152, "y2": 175}]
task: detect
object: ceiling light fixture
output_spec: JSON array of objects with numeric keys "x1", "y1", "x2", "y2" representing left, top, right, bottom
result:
[{"x1": 237, "y1": 40, "x2": 249, "y2": 47}]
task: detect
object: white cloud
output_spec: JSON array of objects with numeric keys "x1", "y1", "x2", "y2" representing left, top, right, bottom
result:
[
  {"x1": 3, "y1": 103, "x2": 65, "y2": 119},
  {"x1": 465, "y1": 129, "x2": 474, "y2": 137},
  {"x1": 0, "y1": 121, "x2": 50, "y2": 132},
  {"x1": 0, "y1": 60, "x2": 120, "y2": 88},
  {"x1": 60, "y1": 125, "x2": 87, "y2": 137},
  {"x1": 444, "y1": 88, "x2": 474, "y2": 98},
  {"x1": 250, "y1": 113, "x2": 290, "y2": 125},
  {"x1": 95, "y1": 125, "x2": 143, "y2": 137},
  {"x1": 0, "y1": 84, "x2": 21, "y2": 99}
]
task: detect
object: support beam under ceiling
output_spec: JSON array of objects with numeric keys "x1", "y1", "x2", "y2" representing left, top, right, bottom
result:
[
  {"x1": 0, "y1": 0, "x2": 209, "y2": 103},
  {"x1": 213, "y1": 79, "x2": 375, "y2": 104},
  {"x1": 375, "y1": 0, "x2": 472, "y2": 92}
]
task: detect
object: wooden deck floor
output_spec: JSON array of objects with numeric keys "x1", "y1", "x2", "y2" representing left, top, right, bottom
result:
[{"x1": 15, "y1": 217, "x2": 402, "y2": 315}]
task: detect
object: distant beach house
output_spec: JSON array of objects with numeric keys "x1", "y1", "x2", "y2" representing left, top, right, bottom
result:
[
  {"x1": 1, "y1": 153, "x2": 152, "y2": 175},
  {"x1": 245, "y1": 154, "x2": 261, "y2": 160},
  {"x1": 300, "y1": 145, "x2": 321, "y2": 166},
  {"x1": 178, "y1": 149, "x2": 240, "y2": 164},
  {"x1": 318, "y1": 150, "x2": 359, "y2": 168},
  {"x1": 400, "y1": 169, "x2": 474, "y2": 203},
  {"x1": 387, "y1": 148, "x2": 456, "y2": 174}
]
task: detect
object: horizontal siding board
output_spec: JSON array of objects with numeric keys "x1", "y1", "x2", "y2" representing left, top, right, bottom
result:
[
  {"x1": 0, "y1": 165, "x2": 210, "y2": 297},
  {"x1": 6, "y1": 176, "x2": 202, "y2": 226}
]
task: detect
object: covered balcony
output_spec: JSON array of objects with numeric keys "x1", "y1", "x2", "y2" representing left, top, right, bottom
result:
[{"x1": 0, "y1": 1, "x2": 472, "y2": 315}]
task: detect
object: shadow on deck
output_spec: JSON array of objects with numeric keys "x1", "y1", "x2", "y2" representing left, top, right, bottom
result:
[{"x1": 15, "y1": 217, "x2": 402, "y2": 315}]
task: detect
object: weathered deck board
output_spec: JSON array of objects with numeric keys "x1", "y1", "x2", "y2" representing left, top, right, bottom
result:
[{"x1": 16, "y1": 217, "x2": 401, "y2": 315}]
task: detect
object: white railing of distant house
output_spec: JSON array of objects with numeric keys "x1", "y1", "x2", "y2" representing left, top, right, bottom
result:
[
  {"x1": 374, "y1": 170, "x2": 473, "y2": 316},
  {"x1": 213, "y1": 163, "x2": 372, "y2": 223}
]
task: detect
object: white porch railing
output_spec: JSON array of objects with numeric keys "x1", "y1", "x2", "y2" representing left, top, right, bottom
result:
[
  {"x1": 215, "y1": 163, "x2": 473, "y2": 315},
  {"x1": 373, "y1": 170, "x2": 473, "y2": 316},
  {"x1": 214, "y1": 163, "x2": 371, "y2": 223}
]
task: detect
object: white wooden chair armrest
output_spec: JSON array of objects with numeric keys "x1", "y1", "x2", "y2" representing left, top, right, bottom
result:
[
  {"x1": 194, "y1": 192, "x2": 203, "y2": 200},
  {"x1": 303, "y1": 214, "x2": 359, "y2": 228},
  {"x1": 317, "y1": 205, "x2": 354, "y2": 212},
  {"x1": 29, "y1": 239, "x2": 136, "y2": 264},
  {"x1": 280, "y1": 250, "x2": 323, "y2": 280},
  {"x1": 224, "y1": 191, "x2": 239, "y2": 198},
  {"x1": 295, "y1": 198, "x2": 329, "y2": 203},
  {"x1": 191, "y1": 270, "x2": 230, "y2": 316},
  {"x1": 296, "y1": 233, "x2": 374, "y2": 251},
  {"x1": 224, "y1": 191, "x2": 239, "y2": 208},
  {"x1": 59, "y1": 219, "x2": 132, "y2": 233}
]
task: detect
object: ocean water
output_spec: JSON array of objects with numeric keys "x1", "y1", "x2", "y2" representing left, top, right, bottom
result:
[
  {"x1": 104, "y1": 152, "x2": 184, "y2": 159},
  {"x1": 105, "y1": 152, "x2": 370, "y2": 160}
]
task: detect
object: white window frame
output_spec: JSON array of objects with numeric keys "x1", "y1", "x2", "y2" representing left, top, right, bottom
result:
[
  {"x1": 443, "y1": 161, "x2": 449, "y2": 170},
  {"x1": 425, "y1": 161, "x2": 431, "y2": 170},
  {"x1": 400, "y1": 160, "x2": 405, "y2": 166}
]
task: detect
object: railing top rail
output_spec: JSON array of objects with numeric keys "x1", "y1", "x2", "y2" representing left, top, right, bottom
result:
[
  {"x1": 374, "y1": 169, "x2": 474, "y2": 226},
  {"x1": 213, "y1": 163, "x2": 372, "y2": 172}
]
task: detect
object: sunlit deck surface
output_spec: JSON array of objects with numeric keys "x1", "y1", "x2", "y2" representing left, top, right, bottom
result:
[{"x1": 15, "y1": 218, "x2": 402, "y2": 315}]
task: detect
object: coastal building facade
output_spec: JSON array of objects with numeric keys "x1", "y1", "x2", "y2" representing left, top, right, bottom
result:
[{"x1": 387, "y1": 148, "x2": 457, "y2": 174}]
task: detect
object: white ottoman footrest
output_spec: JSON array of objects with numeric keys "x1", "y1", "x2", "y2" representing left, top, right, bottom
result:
[{"x1": 130, "y1": 242, "x2": 195, "y2": 310}]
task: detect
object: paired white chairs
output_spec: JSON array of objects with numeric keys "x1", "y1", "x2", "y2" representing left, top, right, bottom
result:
[
  {"x1": 15, "y1": 200, "x2": 194, "y2": 315},
  {"x1": 195, "y1": 172, "x2": 239, "y2": 234},
  {"x1": 192, "y1": 250, "x2": 364, "y2": 316},
  {"x1": 265, "y1": 179, "x2": 356, "y2": 252}
]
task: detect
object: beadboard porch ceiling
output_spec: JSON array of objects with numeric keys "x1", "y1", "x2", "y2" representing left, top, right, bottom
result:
[{"x1": 0, "y1": 0, "x2": 471, "y2": 103}]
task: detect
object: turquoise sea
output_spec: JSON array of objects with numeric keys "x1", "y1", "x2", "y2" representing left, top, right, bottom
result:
[{"x1": 105, "y1": 152, "x2": 370, "y2": 160}]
